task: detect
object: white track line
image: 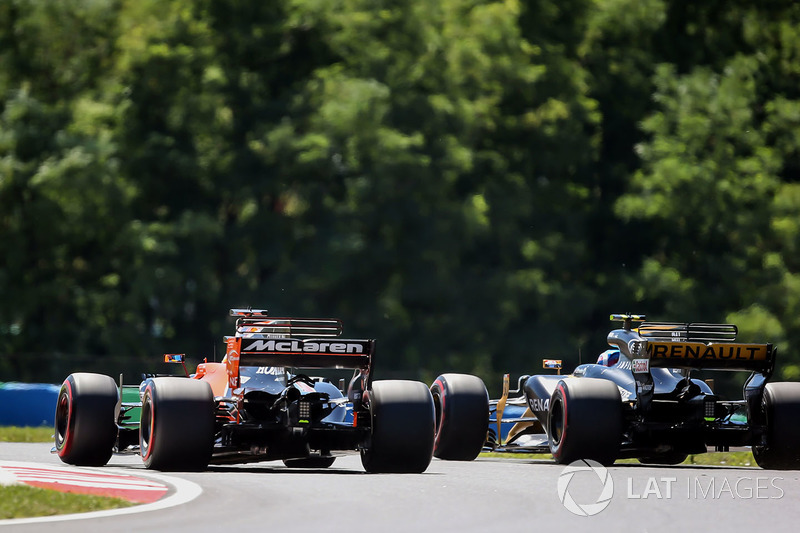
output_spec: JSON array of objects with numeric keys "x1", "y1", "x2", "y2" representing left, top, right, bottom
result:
[{"x1": 0, "y1": 461, "x2": 202, "y2": 526}]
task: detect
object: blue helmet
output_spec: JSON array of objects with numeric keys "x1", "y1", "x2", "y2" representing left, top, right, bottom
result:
[{"x1": 597, "y1": 348, "x2": 621, "y2": 367}]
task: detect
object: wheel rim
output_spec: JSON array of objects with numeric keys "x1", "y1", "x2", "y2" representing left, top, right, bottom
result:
[
  {"x1": 550, "y1": 395, "x2": 565, "y2": 447},
  {"x1": 140, "y1": 389, "x2": 154, "y2": 460},
  {"x1": 55, "y1": 384, "x2": 72, "y2": 452},
  {"x1": 431, "y1": 388, "x2": 443, "y2": 437}
]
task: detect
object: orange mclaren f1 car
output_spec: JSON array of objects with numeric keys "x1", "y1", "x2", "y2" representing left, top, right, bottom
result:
[{"x1": 54, "y1": 309, "x2": 436, "y2": 473}]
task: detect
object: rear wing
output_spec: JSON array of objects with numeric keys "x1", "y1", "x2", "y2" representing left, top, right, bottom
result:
[
  {"x1": 630, "y1": 321, "x2": 775, "y2": 373},
  {"x1": 638, "y1": 321, "x2": 737, "y2": 343},
  {"x1": 230, "y1": 308, "x2": 343, "y2": 338},
  {"x1": 225, "y1": 309, "x2": 374, "y2": 389}
]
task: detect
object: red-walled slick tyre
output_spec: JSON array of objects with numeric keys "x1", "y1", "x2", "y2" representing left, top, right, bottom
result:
[
  {"x1": 753, "y1": 382, "x2": 800, "y2": 470},
  {"x1": 430, "y1": 373, "x2": 489, "y2": 460},
  {"x1": 360, "y1": 380, "x2": 435, "y2": 473},
  {"x1": 140, "y1": 377, "x2": 215, "y2": 471},
  {"x1": 547, "y1": 377, "x2": 622, "y2": 466},
  {"x1": 54, "y1": 373, "x2": 119, "y2": 466}
]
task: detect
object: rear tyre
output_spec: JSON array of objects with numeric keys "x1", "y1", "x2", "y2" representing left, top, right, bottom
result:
[
  {"x1": 140, "y1": 378, "x2": 215, "y2": 471},
  {"x1": 54, "y1": 373, "x2": 119, "y2": 466},
  {"x1": 753, "y1": 382, "x2": 800, "y2": 470},
  {"x1": 548, "y1": 378, "x2": 622, "y2": 466},
  {"x1": 361, "y1": 380, "x2": 435, "y2": 473},
  {"x1": 430, "y1": 374, "x2": 489, "y2": 460}
]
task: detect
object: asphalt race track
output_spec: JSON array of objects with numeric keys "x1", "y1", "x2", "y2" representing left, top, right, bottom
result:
[{"x1": 2, "y1": 443, "x2": 800, "y2": 532}]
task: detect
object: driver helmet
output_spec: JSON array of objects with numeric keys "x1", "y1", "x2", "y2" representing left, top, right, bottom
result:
[{"x1": 597, "y1": 348, "x2": 621, "y2": 367}]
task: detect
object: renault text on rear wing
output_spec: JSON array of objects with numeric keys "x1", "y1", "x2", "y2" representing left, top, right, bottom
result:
[{"x1": 640, "y1": 340, "x2": 774, "y2": 373}]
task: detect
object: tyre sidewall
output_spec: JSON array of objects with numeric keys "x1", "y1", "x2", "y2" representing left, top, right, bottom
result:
[
  {"x1": 431, "y1": 373, "x2": 489, "y2": 461},
  {"x1": 139, "y1": 377, "x2": 215, "y2": 471},
  {"x1": 361, "y1": 380, "x2": 434, "y2": 473},
  {"x1": 754, "y1": 382, "x2": 800, "y2": 469},
  {"x1": 547, "y1": 378, "x2": 621, "y2": 465},
  {"x1": 54, "y1": 373, "x2": 118, "y2": 466}
]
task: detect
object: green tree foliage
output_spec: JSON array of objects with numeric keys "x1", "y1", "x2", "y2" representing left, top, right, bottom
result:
[
  {"x1": 252, "y1": 0, "x2": 604, "y2": 377},
  {"x1": 0, "y1": 1, "x2": 135, "y2": 377},
  {"x1": 1, "y1": 0, "x2": 799, "y2": 388},
  {"x1": 615, "y1": 2, "x2": 800, "y2": 378}
]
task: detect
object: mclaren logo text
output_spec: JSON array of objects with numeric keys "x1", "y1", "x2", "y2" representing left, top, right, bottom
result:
[{"x1": 242, "y1": 339, "x2": 365, "y2": 354}]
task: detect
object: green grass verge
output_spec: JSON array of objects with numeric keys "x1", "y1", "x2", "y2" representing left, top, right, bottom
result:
[
  {"x1": 480, "y1": 450, "x2": 756, "y2": 467},
  {"x1": 0, "y1": 426, "x2": 135, "y2": 519},
  {"x1": 0, "y1": 425, "x2": 53, "y2": 443},
  {"x1": 680, "y1": 451, "x2": 754, "y2": 467},
  {"x1": 0, "y1": 485, "x2": 134, "y2": 519}
]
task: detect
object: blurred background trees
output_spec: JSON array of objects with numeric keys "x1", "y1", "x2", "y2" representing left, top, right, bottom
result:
[{"x1": 1, "y1": 0, "x2": 799, "y2": 391}]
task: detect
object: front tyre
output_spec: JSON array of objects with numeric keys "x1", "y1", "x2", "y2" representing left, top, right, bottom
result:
[
  {"x1": 140, "y1": 378, "x2": 215, "y2": 471},
  {"x1": 430, "y1": 374, "x2": 489, "y2": 460},
  {"x1": 54, "y1": 373, "x2": 119, "y2": 466},
  {"x1": 753, "y1": 382, "x2": 800, "y2": 470},
  {"x1": 548, "y1": 378, "x2": 622, "y2": 466},
  {"x1": 361, "y1": 380, "x2": 435, "y2": 473}
]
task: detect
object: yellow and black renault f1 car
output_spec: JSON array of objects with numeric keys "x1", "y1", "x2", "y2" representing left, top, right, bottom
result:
[
  {"x1": 53, "y1": 309, "x2": 435, "y2": 473},
  {"x1": 434, "y1": 314, "x2": 800, "y2": 469}
]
